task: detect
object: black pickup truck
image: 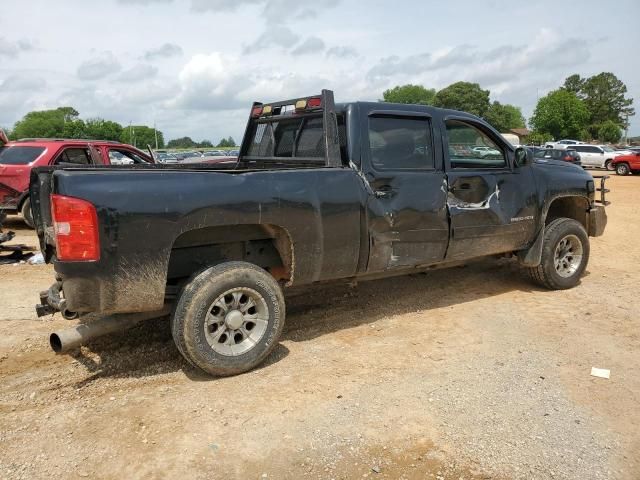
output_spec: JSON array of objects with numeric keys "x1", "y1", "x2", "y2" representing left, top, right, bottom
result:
[{"x1": 30, "y1": 90, "x2": 608, "y2": 376}]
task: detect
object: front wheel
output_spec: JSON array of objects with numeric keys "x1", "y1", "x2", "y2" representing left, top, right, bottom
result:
[
  {"x1": 528, "y1": 218, "x2": 590, "y2": 290},
  {"x1": 605, "y1": 160, "x2": 614, "y2": 171},
  {"x1": 171, "y1": 261, "x2": 285, "y2": 376},
  {"x1": 616, "y1": 163, "x2": 630, "y2": 176},
  {"x1": 21, "y1": 198, "x2": 34, "y2": 229}
]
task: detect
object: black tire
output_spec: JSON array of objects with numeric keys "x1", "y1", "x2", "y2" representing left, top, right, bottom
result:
[
  {"x1": 21, "y1": 198, "x2": 34, "y2": 229},
  {"x1": 605, "y1": 159, "x2": 614, "y2": 171},
  {"x1": 171, "y1": 261, "x2": 285, "y2": 376},
  {"x1": 528, "y1": 218, "x2": 590, "y2": 290},
  {"x1": 616, "y1": 163, "x2": 630, "y2": 176}
]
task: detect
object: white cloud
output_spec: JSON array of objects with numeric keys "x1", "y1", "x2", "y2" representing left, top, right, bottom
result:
[
  {"x1": 326, "y1": 46, "x2": 358, "y2": 59},
  {"x1": 143, "y1": 43, "x2": 183, "y2": 60},
  {"x1": 118, "y1": 64, "x2": 159, "y2": 82},
  {"x1": 0, "y1": 37, "x2": 33, "y2": 58},
  {"x1": 77, "y1": 51, "x2": 122, "y2": 80},
  {"x1": 291, "y1": 37, "x2": 325, "y2": 56},
  {"x1": 242, "y1": 26, "x2": 300, "y2": 54}
]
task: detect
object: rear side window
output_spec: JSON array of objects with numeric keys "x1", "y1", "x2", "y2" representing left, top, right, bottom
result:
[
  {"x1": 55, "y1": 148, "x2": 91, "y2": 166},
  {"x1": 0, "y1": 146, "x2": 46, "y2": 165},
  {"x1": 368, "y1": 116, "x2": 434, "y2": 170}
]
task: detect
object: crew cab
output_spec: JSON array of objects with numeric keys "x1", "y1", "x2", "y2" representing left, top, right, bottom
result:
[
  {"x1": 611, "y1": 151, "x2": 640, "y2": 175},
  {"x1": 30, "y1": 90, "x2": 608, "y2": 376},
  {"x1": 0, "y1": 135, "x2": 153, "y2": 227}
]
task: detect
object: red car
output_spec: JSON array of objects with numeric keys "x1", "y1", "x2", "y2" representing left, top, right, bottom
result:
[
  {"x1": 0, "y1": 133, "x2": 154, "y2": 227},
  {"x1": 612, "y1": 151, "x2": 640, "y2": 176}
]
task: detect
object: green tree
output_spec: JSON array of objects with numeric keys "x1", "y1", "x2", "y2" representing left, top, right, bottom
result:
[
  {"x1": 382, "y1": 84, "x2": 436, "y2": 105},
  {"x1": 85, "y1": 119, "x2": 123, "y2": 141},
  {"x1": 62, "y1": 119, "x2": 87, "y2": 138},
  {"x1": 597, "y1": 120, "x2": 622, "y2": 143},
  {"x1": 484, "y1": 102, "x2": 526, "y2": 132},
  {"x1": 216, "y1": 136, "x2": 237, "y2": 148},
  {"x1": 167, "y1": 136, "x2": 198, "y2": 149},
  {"x1": 433, "y1": 82, "x2": 490, "y2": 117},
  {"x1": 120, "y1": 125, "x2": 164, "y2": 149},
  {"x1": 199, "y1": 140, "x2": 213, "y2": 148},
  {"x1": 581, "y1": 72, "x2": 634, "y2": 126},
  {"x1": 12, "y1": 107, "x2": 80, "y2": 139},
  {"x1": 529, "y1": 90, "x2": 590, "y2": 140},
  {"x1": 526, "y1": 131, "x2": 553, "y2": 146},
  {"x1": 561, "y1": 74, "x2": 585, "y2": 95}
]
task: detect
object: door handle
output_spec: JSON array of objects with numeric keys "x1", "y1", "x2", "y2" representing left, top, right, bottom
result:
[{"x1": 449, "y1": 182, "x2": 472, "y2": 193}]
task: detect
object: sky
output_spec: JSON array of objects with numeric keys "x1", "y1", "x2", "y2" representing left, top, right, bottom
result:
[{"x1": 0, "y1": 0, "x2": 638, "y2": 143}]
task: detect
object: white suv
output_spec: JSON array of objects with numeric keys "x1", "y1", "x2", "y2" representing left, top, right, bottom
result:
[
  {"x1": 544, "y1": 139, "x2": 585, "y2": 149},
  {"x1": 566, "y1": 145, "x2": 620, "y2": 170}
]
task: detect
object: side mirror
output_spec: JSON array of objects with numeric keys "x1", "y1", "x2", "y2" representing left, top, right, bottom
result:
[{"x1": 514, "y1": 146, "x2": 533, "y2": 167}]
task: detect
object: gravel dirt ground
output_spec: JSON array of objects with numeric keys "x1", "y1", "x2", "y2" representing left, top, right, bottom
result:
[{"x1": 0, "y1": 173, "x2": 638, "y2": 480}]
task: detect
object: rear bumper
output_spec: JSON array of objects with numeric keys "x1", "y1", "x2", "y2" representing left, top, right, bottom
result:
[{"x1": 588, "y1": 205, "x2": 607, "y2": 237}]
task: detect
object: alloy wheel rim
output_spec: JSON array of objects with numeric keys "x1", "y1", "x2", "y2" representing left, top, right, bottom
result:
[
  {"x1": 204, "y1": 287, "x2": 269, "y2": 356},
  {"x1": 553, "y1": 234, "x2": 583, "y2": 278}
]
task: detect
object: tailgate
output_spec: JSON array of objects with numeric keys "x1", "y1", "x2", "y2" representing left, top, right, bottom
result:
[{"x1": 29, "y1": 168, "x2": 56, "y2": 259}]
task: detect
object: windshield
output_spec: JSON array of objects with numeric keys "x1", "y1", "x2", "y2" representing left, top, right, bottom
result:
[
  {"x1": 602, "y1": 146, "x2": 615, "y2": 152},
  {"x1": 0, "y1": 146, "x2": 46, "y2": 165}
]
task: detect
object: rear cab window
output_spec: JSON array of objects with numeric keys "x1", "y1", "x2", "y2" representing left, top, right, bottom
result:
[
  {"x1": 0, "y1": 146, "x2": 46, "y2": 165},
  {"x1": 245, "y1": 114, "x2": 347, "y2": 163}
]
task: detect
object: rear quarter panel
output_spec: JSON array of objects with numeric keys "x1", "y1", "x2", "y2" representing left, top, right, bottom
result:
[{"x1": 51, "y1": 167, "x2": 365, "y2": 313}]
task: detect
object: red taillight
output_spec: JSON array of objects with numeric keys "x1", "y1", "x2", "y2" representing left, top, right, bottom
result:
[
  {"x1": 50, "y1": 194, "x2": 100, "y2": 262},
  {"x1": 251, "y1": 106, "x2": 263, "y2": 118},
  {"x1": 307, "y1": 97, "x2": 321, "y2": 108},
  {"x1": 563, "y1": 156, "x2": 572, "y2": 161}
]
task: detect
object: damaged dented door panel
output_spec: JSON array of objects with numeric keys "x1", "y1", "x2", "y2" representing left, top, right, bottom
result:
[
  {"x1": 361, "y1": 108, "x2": 449, "y2": 271},
  {"x1": 444, "y1": 118, "x2": 538, "y2": 261}
]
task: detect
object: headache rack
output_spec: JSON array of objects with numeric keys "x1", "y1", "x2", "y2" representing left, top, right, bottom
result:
[{"x1": 237, "y1": 89, "x2": 342, "y2": 168}]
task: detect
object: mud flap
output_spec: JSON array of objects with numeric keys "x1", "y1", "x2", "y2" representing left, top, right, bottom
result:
[{"x1": 516, "y1": 227, "x2": 544, "y2": 267}]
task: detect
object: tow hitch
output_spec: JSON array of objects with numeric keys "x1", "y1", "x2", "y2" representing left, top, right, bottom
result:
[{"x1": 35, "y1": 282, "x2": 78, "y2": 320}]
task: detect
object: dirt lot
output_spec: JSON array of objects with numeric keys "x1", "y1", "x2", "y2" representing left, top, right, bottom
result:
[{"x1": 0, "y1": 174, "x2": 638, "y2": 480}]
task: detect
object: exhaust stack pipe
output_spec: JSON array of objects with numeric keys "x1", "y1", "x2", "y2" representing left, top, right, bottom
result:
[{"x1": 50, "y1": 306, "x2": 171, "y2": 354}]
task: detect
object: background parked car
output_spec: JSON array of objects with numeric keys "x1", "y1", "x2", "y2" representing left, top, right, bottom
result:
[
  {"x1": 566, "y1": 145, "x2": 619, "y2": 170},
  {"x1": 544, "y1": 139, "x2": 585, "y2": 149},
  {"x1": 611, "y1": 151, "x2": 640, "y2": 175},
  {"x1": 472, "y1": 146, "x2": 501, "y2": 158},
  {"x1": 0, "y1": 138, "x2": 153, "y2": 227},
  {"x1": 534, "y1": 148, "x2": 582, "y2": 166}
]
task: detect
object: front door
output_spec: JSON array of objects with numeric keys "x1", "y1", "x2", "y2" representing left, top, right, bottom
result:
[
  {"x1": 444, "y1": 118, "x2": 538, "y2": 261},
  {"x1": 363, "y1": 112, "x2": 449, "y2": 272}
]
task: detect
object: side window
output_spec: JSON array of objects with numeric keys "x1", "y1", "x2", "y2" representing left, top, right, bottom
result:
[
  {"x1": 108, "y1": 149, "x2": 147, "y2": 164},
  {"x1": 445, "y1": 120, "x2": 506, "y2": 168},
  {"x1": 368, "y1": 116, "x2": 433, "y2": 170},
  {"x1": 54, "y1": 148, "x2": 91, "y2": 166}
]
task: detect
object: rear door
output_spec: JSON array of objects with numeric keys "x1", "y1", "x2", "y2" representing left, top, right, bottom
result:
[
  {"x1": 362, "y1": 110, "x2": 449, "y2": 271},
  {"x1": 444, "y1": 118, "x2": 538, "y2": 261}
]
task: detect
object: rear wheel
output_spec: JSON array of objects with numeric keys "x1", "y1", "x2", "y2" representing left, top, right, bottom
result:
[
  {"x1": 616, "y1": 163, "x2": 630, "y2": 176},
  {"x1": 21, "y1": 198, "x2": 34, "y2": 229},
  {"x1": 528, "y1": 218, "x2": 590, "y2": 290},
  {"x1": 605, "y1": 160, "x2": 614, "y2": 171},
  {"x1": 171, "y1": 261, "x2": 285, "y2": 376}
]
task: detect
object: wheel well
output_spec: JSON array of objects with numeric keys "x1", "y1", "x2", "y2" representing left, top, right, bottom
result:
[
  {"x1": 167, "y1": 224, "x2": 294, "y2": 285},
  {"x1": 545, "y1": 196, "x2": 589, "y2": 230}
]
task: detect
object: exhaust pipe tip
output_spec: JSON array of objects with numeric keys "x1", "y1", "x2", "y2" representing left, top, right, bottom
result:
[
  {"x1": 50, "y1": 332, "x2": 64, "y2": 353},
  {"x1": 61, "y1": 309, "x2": 78, "y2": 320}
]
